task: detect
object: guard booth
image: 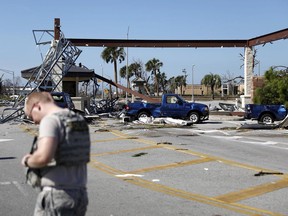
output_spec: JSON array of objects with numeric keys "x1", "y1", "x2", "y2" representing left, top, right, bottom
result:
[
  {"x1": 131, "y1": 77, "x2": 148, "y2": 102},
  {"x1": 21, "y1": 63, "x2": 95, "y2": 111}
]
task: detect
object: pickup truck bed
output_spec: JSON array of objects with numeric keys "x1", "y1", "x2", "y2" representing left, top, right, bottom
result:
[{"x1": 244, "y1": 104, "x2": 287, "y2": 124}]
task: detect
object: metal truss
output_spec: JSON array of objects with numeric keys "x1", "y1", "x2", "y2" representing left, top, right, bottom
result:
[{"x1": 0, "y1": 30, "x2": 82, "y2": 123}]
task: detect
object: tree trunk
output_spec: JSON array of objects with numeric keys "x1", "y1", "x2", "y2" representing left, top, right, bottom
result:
[
  {"x1": 153, "y1": 71, "x2": 159, "y2": 96},
  {"x1": 113, "y1": 60, "x2": 118, "y2": 97}
]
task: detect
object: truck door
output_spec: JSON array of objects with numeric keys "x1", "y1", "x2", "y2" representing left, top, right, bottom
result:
[{"x1": 161, "y1": 95, "x2": 184, "y2": 117}]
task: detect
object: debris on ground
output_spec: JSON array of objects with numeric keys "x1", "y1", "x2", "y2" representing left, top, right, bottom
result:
[
  {"x1": 254, "y1": 170, "x2": 284, "y2": 176},
  {"x1": 157, "y1": 142, "x2": 172, "y2": 145},
  {"x1": 238, "y1": 113, "x2": 288, "y2": 130},
  {"x1": 132, "y1": 116, "x2": 193, "y2": 126},
  {"x1": 239, "y1": 123, "x2": 279, "y2": 130},
  {"x1": 132, "y1": 152, "x2": 148, "y2": 157}
]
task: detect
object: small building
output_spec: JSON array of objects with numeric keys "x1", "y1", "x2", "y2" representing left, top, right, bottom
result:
[
  {"x1": 131, "y1": 77, "x2": 147, "y2": 94},
  {"x1": 21, "y1": 63, "x2": 95, "y2": 110}
]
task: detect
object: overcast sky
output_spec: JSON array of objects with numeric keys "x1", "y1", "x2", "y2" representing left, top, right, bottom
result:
[{"x1": 0, "y1": 0, "x2": 287, "y2": 85}]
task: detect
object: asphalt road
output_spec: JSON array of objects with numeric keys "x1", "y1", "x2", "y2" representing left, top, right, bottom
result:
[{"x1": 0, "y1": 115, "x2": 288, "y2": 216}]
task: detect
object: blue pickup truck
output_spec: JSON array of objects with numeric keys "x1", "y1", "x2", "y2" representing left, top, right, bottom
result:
[
  {"x1": 244, "y1": 104, "x2": 287, "y2": 124},
  {"x1": 124, "y1": 94, "x2": 209, "y2": 123},
  {"x1": 51, "y1": 92, "x2": 75, "y2": 110}
]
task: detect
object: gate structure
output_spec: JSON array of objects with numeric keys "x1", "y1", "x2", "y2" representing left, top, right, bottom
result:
[{"x1": 0, "y1": 23, "x2": 82, "y2": 123}]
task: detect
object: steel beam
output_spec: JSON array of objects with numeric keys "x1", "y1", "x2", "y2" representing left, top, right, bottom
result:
[
  {"x1": 248, "y1": 28, "x2": 288, "y2": 46},
  {"x1": 67, "y1": 38, "x2": 248, "y2": 48}
]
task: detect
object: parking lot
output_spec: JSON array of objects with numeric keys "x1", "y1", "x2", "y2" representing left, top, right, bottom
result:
[{"x1": 1, "y1": 112, "x2": 288, "y2": 215}]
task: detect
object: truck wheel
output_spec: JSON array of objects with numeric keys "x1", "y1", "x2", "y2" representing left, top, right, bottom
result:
[
  {"x1": 188, "y1": 112, "x2": 200, "y2": 123},
  {"x1": 137, "y1": 111, "x2": 150, "y2": 119},
  {"x1": 259, "y1": 113, "x2": 274, "y2": 124}
]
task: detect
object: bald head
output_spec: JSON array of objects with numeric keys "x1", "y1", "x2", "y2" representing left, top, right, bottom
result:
[{"x1": 24, "y1": 92, "x2": 55, "y2": 118}]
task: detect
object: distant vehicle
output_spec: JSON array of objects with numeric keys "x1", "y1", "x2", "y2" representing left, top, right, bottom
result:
[
  {"x1": 51, "y1": 92, "x2": 75, "y2": 110},
  {"x1": 244, "y1": 104, "x2": 287, "y2": 124},
  {"x1": 124, "y1": 93, "x2": 209, "y2": 124}
]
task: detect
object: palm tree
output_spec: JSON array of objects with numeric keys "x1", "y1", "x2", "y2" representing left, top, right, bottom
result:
[
  {"x1": 119, "y1": 62, "x2": 142, "y2": 89},
  {"x1": 101, "y1": 47, "x2": 125, "y2": 97},
  {"x1": 175, "y1": 75, "x2": 187, "y2": 96},
  {"x1": 145, "y1": 58, "x2": 163, "y2": 96},
  {"x1": 167, "y1": 76, "x2": 177, "y2": 93},
  {"x1": 129, "y1": 62, "x2": 143, "y2": 78},
  {"x1": 201, "y1": 73, "x2": 222, "y2": 99},
  {"x1": 120, "y1": 65, "x2": 132, "y2": 89},
  {"x1": 156, "y1": 72, "x2": 168, "y2": 94}
]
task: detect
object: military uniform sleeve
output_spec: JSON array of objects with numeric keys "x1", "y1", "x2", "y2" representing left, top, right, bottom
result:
[{"x1": 39, "y1": 115, "x2": 62, "y2": 143}]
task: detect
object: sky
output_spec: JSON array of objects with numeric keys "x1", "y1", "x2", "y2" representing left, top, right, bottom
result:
[{"x1": 0, "y1": 0, "x2": 287, "y2": 86}]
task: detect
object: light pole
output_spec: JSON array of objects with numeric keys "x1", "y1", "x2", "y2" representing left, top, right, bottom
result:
[
  {"x1": 182, "y1": 68, "x2": 187, "y2": 80},
  {"x1": 191, "y1": 65, "x2": 195, "y2": 102},
  {"x1": 100, "y1": 64, "x2": 104, "y2": 99},
  {"x1": 126, "y1": 26, "x2": 130, "y2": 104},
  {"x1": 0, "y1": 68, "x2": 15, "y2": 95}
]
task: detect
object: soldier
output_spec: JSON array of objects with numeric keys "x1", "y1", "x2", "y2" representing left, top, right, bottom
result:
[{"x1": 21, "y1": 91, "x2": 90, "y2": 216}]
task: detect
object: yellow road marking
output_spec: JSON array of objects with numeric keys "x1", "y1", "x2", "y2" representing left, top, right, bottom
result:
[
  {"x1": 130, "y1": 157, "x2": 214, "y2": 174},
  {"x1": 215, "y1": 178, "x2": 288, "y2": 203},
  {"x1": 110, "y1": 130, "x2": 287, "y2": 176},
  {"x1": 91, "y1": 137, "x2": 130, "y2": 143},
  {"x1": 19, "y1": 125, "x2": 38, "y2": 136},
  {"x1": 90, "y1": 159, "x2": 284, "y2": 216},
  {"x1": 92, "y1": 130, "x2": 288, "y2": 216},
  {"x1": 90, "y1": 145, "x2": 162, "y2": 157},
  {"x1": 110, "y1": 129, "x2": 130, "y2": 138}
]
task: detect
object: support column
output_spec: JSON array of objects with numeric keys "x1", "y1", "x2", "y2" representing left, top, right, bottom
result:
[
  {"x1": 51, "y1": 58, "x2": 63, "y2": 92},
  {"x1": 52, "y1": 18, "x2": 62, "y2": 92},
  {"x1": 54, "y1": 18, "x2": 60, "y2": 41},
  {"x1": 240, "y1": 46, "x2": 254, "y2": 108}
]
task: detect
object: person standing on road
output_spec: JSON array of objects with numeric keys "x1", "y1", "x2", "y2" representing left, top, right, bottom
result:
[{"x1": 21, "y1": 91, "x2": 91, "y2": 216}]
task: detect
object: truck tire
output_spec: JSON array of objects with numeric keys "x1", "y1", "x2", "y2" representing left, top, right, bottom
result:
[
  {"x1": 188, "y1": 112, "x2": 200, "y2": 123},
  {"x1": 137, "y1": 111, "x2": 151, "y2": 119},
  {"x1": 259, "y1": 113, "x2": 274, "y2": 124}
]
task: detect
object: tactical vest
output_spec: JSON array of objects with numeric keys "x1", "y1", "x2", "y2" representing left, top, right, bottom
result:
[{"x1": 53, "y1": 111, "x2": 90, "y2": 166}]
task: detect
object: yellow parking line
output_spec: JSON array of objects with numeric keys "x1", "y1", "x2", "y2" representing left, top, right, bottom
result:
[
  {"x1": 110, "y1": 129, "x2": 130, "y2": 138},
  {"x1": 134, "y1": 138, "x2": 284, "y2": 175},
  {"x1": 89, "y1": 159, "x2": 284, "y2": 216},
  {"x1": 91, "y1": 137, "x2": 129, "y2": 143},
  {"x1": 215, "y1": 178, "x2": 288, "y2": 203},
  {"x1": 19, "y1": 125, "x2": 38, "y2": 136},
  {"x1": 90, "y1": 129, "x2": 286, "y2": 215},
  {"x1": 102, "y1": 130, "x2": 288, "y2": 177},
  {"x1": 130, "y1": 157, "x2": 214, "y2": 174},
  {"x1": 90, "y1": 145, "x2": 162, "y2": 157}
]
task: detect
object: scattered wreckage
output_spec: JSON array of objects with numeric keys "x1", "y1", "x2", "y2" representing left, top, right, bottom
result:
[{"x1": 131, "y1": 116, "x2": 194, "y2": 126}]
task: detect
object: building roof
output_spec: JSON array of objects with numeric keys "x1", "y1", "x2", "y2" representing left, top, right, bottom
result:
[{"x1": 21, "y1": 64, "x2": 95, "y2": 80}]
